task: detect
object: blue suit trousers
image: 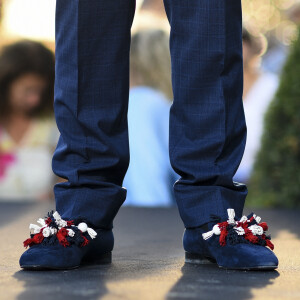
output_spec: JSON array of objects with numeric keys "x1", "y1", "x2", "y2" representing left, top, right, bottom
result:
[{"x1": 52, "y1": 0, "x2": 248, "y2": 230}]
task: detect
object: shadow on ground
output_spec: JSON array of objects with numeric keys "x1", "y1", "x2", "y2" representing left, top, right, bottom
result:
[
  {"x1": 167, "y1": 263, "x2": 279, "y2": 300},
  {"x1": 0, "y1": 201, "x2": 35, "y2": 227}
]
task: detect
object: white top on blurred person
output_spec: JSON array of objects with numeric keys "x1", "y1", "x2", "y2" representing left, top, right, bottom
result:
[{"x1": 0, "y1": 40, "x2": 62, "y2": 202}]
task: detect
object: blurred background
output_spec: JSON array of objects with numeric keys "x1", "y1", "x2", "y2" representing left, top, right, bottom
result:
[{"x1": 0, "y1": 0, "x2": 299, "y2": 208}]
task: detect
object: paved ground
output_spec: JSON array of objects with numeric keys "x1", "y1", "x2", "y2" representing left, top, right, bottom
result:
[{"x1": 0, "y1": 202, "x2": 299, "y2": 300}]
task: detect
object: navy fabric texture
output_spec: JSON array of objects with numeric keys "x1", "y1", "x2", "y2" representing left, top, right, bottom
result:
[
  {"x1": 164, "y1": 0, "x2": 248, "y2": 227},
  {"x1": 52, "y1": 0, "x2": 136, "y2": 230},
  {"x1": 52, "y1": 0, "x2": 248, "y2": 229}
]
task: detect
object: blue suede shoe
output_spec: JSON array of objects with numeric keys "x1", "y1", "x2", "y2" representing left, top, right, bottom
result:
[
  {"x1": 19, "y1": 211, "x2": 113, "y2": 270},
  {"x1": 183, "y1": 208, "x2": 279, "y2": 270}
]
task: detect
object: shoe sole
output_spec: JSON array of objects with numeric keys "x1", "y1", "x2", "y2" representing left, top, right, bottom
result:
[
  {"x1": 185, "y1": 252, "x2": 278, "y2": 271},
  {"x1": 218, "y1": 265, "x2": 278, "y2": 271},
  {"x1": 20, "y1": 251, "x2": 112, "y2": 271}
]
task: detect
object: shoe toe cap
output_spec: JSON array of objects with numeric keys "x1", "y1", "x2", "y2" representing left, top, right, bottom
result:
[
  {"x1": 19, "y1": 244, "x2": 82, "y2": 269},
  {"x1": 219, "y1": 243, "x2": 279, "y2": 270}
]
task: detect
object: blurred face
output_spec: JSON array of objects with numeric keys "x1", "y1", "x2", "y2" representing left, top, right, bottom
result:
[
  {"x1": 242, "y1": 42, "x2": 252, "y2": 67},
  {"x1": 8, "y1": 73, "x2": 48, "y2": 116},
  {"x1": 242, "y1": 40, "x2": 260, "y2": 71}
]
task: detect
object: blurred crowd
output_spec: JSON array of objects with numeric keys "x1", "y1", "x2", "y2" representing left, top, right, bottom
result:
[{"x1": 0, "y1": 0, "x2": 298, "y2": 206}]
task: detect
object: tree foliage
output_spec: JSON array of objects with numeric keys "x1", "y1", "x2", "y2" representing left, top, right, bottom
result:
[{"x1": 246, "y1": 25, "x2": 300, "y2": 208}]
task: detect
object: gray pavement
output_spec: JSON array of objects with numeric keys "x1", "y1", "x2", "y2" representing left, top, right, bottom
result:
[{"x1": 0, "y1": 202, "x2": 299, "y2": 300}]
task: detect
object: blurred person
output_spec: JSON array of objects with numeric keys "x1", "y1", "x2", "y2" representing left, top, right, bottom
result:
[
  {"x1": 132, "y1": 0, "x2": 169, "y2": 33},
  {"x1": 123, "y1": 28, "x2": 180, "y2": 207},
  {"x1": 287, "y1": 2, "x2": 300, "y2": 25},
  {"x1": 233, "y1": 27, "x2": 279, "y2": 184},
  {"x1": 19, "y1": 0, "x2": 278, "y2": 271},
  {"x1": 261, "y1": 35, "x2": 289, "y2": 75},
  {"x1": 140, "y1": 0, "x2": 165, "y2": 17},
  {"x1": 0, "y1": 39, "x2": 61, "y2": 202},
  {"x1": 261, "y1": 3, "x2": 300, "y2": 75}
]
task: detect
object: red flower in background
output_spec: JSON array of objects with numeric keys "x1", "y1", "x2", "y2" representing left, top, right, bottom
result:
[{"x1": 0, "y1": 151, "x2": 16, "y2": 180}]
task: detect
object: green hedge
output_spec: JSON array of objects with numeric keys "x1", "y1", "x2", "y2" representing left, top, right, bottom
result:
[{"x1": 245, "y1": 26, "x2": 300, "y2": 208}]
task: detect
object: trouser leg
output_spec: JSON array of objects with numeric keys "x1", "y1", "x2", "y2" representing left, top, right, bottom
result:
[
  {"x1": 163, "y1": 0, "x2": 248, "y2": 227},
  {"x1": 52, "y1": 0, "x2": 136, "y2": 229}
]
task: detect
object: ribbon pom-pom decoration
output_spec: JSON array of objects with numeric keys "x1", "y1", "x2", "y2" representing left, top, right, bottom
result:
[
  {"x1": 23, "y1": 211, "x2": 98, "y2": 249},
  {"x1": 202, "y1": 208, "x2": 274, "y2": 250}
]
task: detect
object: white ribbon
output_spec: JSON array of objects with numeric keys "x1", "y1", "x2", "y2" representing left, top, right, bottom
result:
[
  {"x1": 29, "y1": 224, "x2": 42, "y2": 234},
  {"x1": 227, "y1": 208, "x2": 235, "y2": 225},
  {"x1": 248, "y1": 224, "x2": 264, "y2": 235},
  {"x1": 202, "y1": 224, "x2": 221, "y2": 240},
  {"x1": 77, "y1": 222, "x2": 97, "y2": 239}
]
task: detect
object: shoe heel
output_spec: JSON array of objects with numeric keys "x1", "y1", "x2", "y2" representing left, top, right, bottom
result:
[
  {"x1": 82, "y1": 251, "x2": 112, "y2": 265},
  {"x1": 185, "y1": 251, "x2": 216, "y2": 264}
]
